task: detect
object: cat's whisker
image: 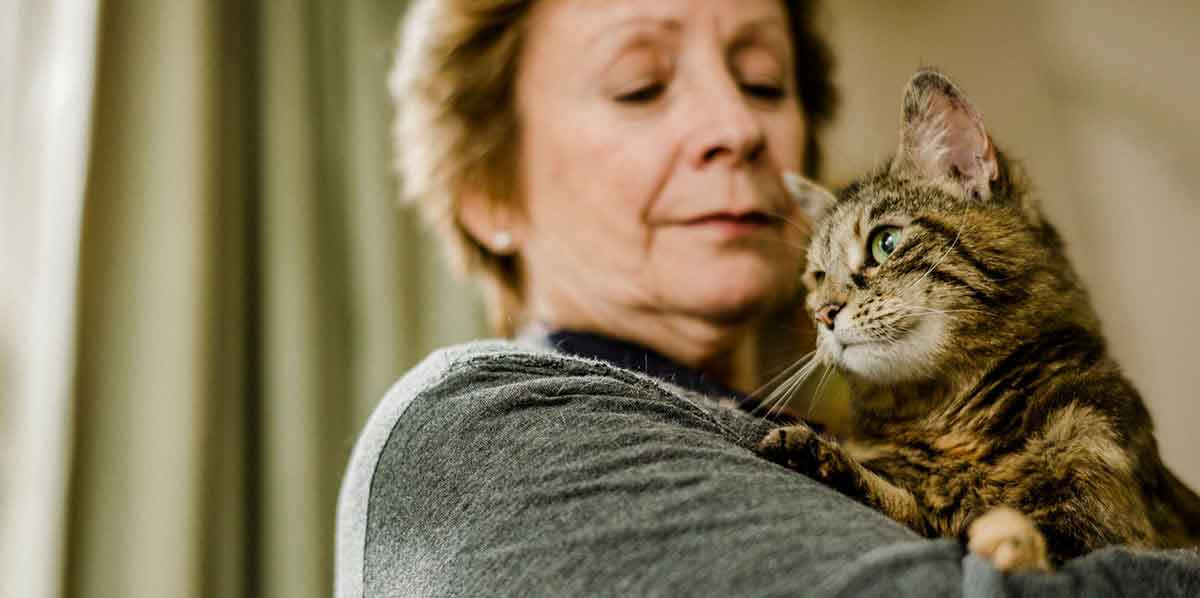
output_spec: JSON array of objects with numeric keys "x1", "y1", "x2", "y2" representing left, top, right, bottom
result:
[
  {"x1": 779, "y1": 358, "x2": 824, "y2": 416},
  {"x1": 872, "y1": 326, "x2": 903, "y2": 345},
  {"x1": 748, "y1": 350, "x2": 817, "y2": 400},
  {"x1": 758, "y1": 357, "x2": 823, "y2": 419},
  {"x1": 759, "y1": 379, "x2": 796, "y2": 420},
  {"x1": 889, "y1": 307, "x2": 961, "y2": 322},
  {"x1": 899, "y1": 309, "x2": 988, "y2": 321},
  {"x1": 807, "y1": 363, "x2": 836, "y2": 417},
  {"x1": 749, "y1": 351, "x2": 817, "y2": 417},
  {"x1": 752, "y1": 364, "x2": 803, "y2": 416},
  {"x1": 794, "y1": 358, "x2": 825, "y2": 399},
  {"x1": 875, "y1": 318, "x2": 917, "y2": 345},
  {"x1": 803, "y1": 377, "x2": 824, "y2": 417},
  {"x1": 891, "y1": 301, "x2": 998, "y2": 322}
]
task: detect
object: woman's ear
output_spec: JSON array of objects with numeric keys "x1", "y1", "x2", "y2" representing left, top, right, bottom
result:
[{"x1": 457, "y1": 185, "x2": 524, "y2": 255}]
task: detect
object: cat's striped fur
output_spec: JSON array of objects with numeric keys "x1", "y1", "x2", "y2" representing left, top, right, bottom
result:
[{"x1": 761, "y1": 69, "x2": 1200, "y2": 567}]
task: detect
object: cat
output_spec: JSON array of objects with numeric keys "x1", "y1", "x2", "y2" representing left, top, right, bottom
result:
[{"x1": 759, "y1": 68, "x2": 1200, "y2": 571}]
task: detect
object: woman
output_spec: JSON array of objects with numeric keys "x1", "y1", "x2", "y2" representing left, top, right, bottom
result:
[{"x1": 336, "y1": 1, "x2": 1200, "y2": 596}]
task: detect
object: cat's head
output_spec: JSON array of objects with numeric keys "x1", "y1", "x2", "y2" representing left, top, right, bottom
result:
[{"x1": 787, "y1": 69, "x2": 1093, "y2": 387}]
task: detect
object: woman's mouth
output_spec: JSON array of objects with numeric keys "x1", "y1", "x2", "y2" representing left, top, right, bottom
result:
[{"x1": 684, "y1": 211, "x2": 778, "y2": 237}]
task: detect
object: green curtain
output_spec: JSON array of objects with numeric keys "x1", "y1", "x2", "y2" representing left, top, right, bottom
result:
[{"x1": 68, "y1": 1, "x2": 485, "y2": 597}]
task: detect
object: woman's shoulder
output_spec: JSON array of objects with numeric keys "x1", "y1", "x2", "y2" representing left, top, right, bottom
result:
[
  {"x1": 340, "y1": 339, "x2": 582, "y2": 492},
  {"x1": 338, "y1": 337, "x2": 765, "y2": 521},
  {"x1": 335, "y1": 339, "x2": 779, "y2": 596},
  {"x1": 348, "y1": 339, "x2": 761, "y2": 465},
  {"x1": 364, "y1": 338, "x2": 747, "y2": 431},
  {"x1": 370, "y1": 338, "x2": 666, "y2": 416}
]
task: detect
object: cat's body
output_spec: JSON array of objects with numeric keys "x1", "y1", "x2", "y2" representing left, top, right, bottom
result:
[{"x1": 761, "y1": 69, "x2": 1200, "y2": 569}]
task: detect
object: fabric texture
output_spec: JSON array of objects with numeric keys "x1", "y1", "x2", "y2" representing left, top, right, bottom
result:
[{"x1": 336, "y1": 341, "x2": 1200, "y2": 597}]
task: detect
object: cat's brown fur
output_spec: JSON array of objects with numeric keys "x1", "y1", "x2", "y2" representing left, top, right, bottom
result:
[{"x1": 760, "y1": 69, "x2": 1200, "y2": 568}]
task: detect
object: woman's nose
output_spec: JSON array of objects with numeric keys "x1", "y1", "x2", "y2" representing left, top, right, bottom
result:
[
  {"x1": 815, "y1": 303, "x2": 843, "y2": 329},
  {"x1": 689, "y1": 78, "x2": 766, "y2": 168}
]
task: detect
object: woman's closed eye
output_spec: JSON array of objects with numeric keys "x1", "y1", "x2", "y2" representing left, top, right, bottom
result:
[
  {"x1": 733, "y1": 43, "x2": 789, "y2": 103},
  {"x1": 616, "y1": 80, "x2": 782, "y2": 104},
  {"x1": 741, "y1": 81, "x2": 785, "y2": 101},
  {"x1": 615, "y1": 81, "x2": 666, "y2": 104}
]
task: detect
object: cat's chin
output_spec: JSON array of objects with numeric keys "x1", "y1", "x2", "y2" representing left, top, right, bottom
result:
[
  {"x1": 838, "y1": 343, "x2": 928, "y2": 386},
  {"x1": 820, "y1": 318, "x2": 947, "y2": 386}
]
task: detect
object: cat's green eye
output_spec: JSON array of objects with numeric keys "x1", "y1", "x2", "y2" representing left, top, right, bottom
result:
[{"x1": 869, "y1": 226, "x2": 902, "y2": 265}]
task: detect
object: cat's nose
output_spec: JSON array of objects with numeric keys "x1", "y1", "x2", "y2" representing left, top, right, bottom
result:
[{"x1": 815, "y1": 303, "x2": 843, "y2": 329}]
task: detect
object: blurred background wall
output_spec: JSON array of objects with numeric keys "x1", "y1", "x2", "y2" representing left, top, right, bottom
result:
[{"x1": 1, "y1": 1, "x2": 1197, "y2": 597}]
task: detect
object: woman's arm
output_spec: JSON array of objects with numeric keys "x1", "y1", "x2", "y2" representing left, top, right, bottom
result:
[{"x1": 336, "y1": 342, "x2": 1200, "y2": 597}]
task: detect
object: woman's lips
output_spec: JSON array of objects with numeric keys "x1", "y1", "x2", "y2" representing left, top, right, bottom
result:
[{"x1": 683, "y1": 212, "x2": 779, "y2": 237}]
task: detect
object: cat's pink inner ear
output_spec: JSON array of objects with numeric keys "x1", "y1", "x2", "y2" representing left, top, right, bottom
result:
[
  {"x1": 896, "y1": 75, "x2": 999, "y2": 200},
  {"x1": 938, "y1": 95, "x2": 998, "y2": 194}
]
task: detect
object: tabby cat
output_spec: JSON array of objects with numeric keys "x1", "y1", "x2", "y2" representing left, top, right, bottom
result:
[{"x1": 760, "y1": 69, "x2": 1200, "y2": 571}]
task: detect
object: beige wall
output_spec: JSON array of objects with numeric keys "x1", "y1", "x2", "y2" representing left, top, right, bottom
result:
[{"x1": 820, "y1": 1, "x2": 1200, "y2": 488}]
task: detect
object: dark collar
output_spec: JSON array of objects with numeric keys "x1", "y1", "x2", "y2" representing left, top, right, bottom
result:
[{"x1": 545, "y1": 329, "x2": 798, "y2": 423}]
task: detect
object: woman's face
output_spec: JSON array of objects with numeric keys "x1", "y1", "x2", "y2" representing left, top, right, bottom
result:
[{"x1": 512, "y1": 0, "x2": 809, "y2": 351}]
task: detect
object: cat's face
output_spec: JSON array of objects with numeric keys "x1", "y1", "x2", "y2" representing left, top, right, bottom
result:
[
  {"x1": 805, "y1": 189, "x2": 942, "y2": 384},
  {"x1": 792, "y1": 69, "x2": 1073, "y2": 386},
  {"x1": 802, "y1": 182, "x2": 1006, "y2": 385}
]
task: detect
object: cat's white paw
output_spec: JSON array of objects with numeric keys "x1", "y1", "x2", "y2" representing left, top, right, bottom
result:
[{"x1": 967, "y1": 506, "x2": 1052, "y2": 572}]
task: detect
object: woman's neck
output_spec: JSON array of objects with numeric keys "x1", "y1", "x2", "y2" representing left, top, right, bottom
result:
[{"x1": 535, "y1": 310, "x2": 763, "y2": 393}]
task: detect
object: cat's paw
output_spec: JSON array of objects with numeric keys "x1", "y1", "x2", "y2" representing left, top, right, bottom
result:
[
  {"x1": 758, "y1": 425, "x2": 820, "y2": 466},
  {"x1": 967, "y1": 506, "x2": 1052, "y2": 573},
  {"x1": 758, "y1": 425, "x2": 845, "y2": 482}
]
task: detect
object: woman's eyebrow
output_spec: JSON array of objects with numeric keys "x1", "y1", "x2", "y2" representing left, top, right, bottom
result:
[
  {"x1": 730, "y1": 17, "x2": 790, "y2": 46},
  {"x1": 732, "y1": 16, "x2": 788, "y2": 36},
  {"x1": 728, "y1": 18, "x2": 792, "y2": 63},
  {"x1": 587, "y1": 17, "x2": 682, "y2": 50}
]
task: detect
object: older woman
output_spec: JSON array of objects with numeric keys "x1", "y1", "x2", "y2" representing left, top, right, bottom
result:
[{"x1": 336, "y1": 1, "x2": 1200, "y2": 596}]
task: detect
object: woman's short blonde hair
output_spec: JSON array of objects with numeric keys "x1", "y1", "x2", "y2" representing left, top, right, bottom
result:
[{"x1": 392, "y1": 0, "x2": 837, "y2": 336}]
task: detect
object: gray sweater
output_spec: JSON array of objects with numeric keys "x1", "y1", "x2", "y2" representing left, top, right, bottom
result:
[{"x1": 336, "y1": 341, "x2": 1200, "y2": 597}]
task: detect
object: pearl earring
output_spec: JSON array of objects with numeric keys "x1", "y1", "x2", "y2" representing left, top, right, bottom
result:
[{"x1": 491, "y1": 231, "x2": 514, "y2": 253}]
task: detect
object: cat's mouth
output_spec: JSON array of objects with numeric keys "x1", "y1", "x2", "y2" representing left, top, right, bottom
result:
[
  {"x1": 819, "y1": 330, "x2": 881, "y2": 364},
  {"x1": 831, "y1": 329, "x2": 903, "y2": 351},
  {"x1": 825, "y1": 337, "x2": 906, "y2": 384}
]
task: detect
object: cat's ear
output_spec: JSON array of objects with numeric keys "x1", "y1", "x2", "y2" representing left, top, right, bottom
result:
[
  {"x1": 890, "y1": 69, "x2": 999, "y2": 201},
  {"x1": 782, "y1": 171, "x2": 837, "y2": 224}
]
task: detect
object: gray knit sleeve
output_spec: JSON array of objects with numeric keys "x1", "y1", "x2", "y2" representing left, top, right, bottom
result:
[{"x1": 335, "y1": 342, "x2": 1200, "y2": 597}]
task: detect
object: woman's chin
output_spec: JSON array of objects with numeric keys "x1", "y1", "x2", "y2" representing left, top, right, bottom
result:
[{"x1": 668, "y1": 268, "x2": 789, "y2": 323}]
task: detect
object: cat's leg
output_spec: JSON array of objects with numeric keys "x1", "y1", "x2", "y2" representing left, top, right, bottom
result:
[
  {"x1": 1005, "y1": 426, "x2": 1158, "y2": 563},
  {"x1": 1020, "y1": 471, "x2": 1156, "y2": 564},
  {"x1": 759, "y1": 425, "x2": 925, "y2": 532}
]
